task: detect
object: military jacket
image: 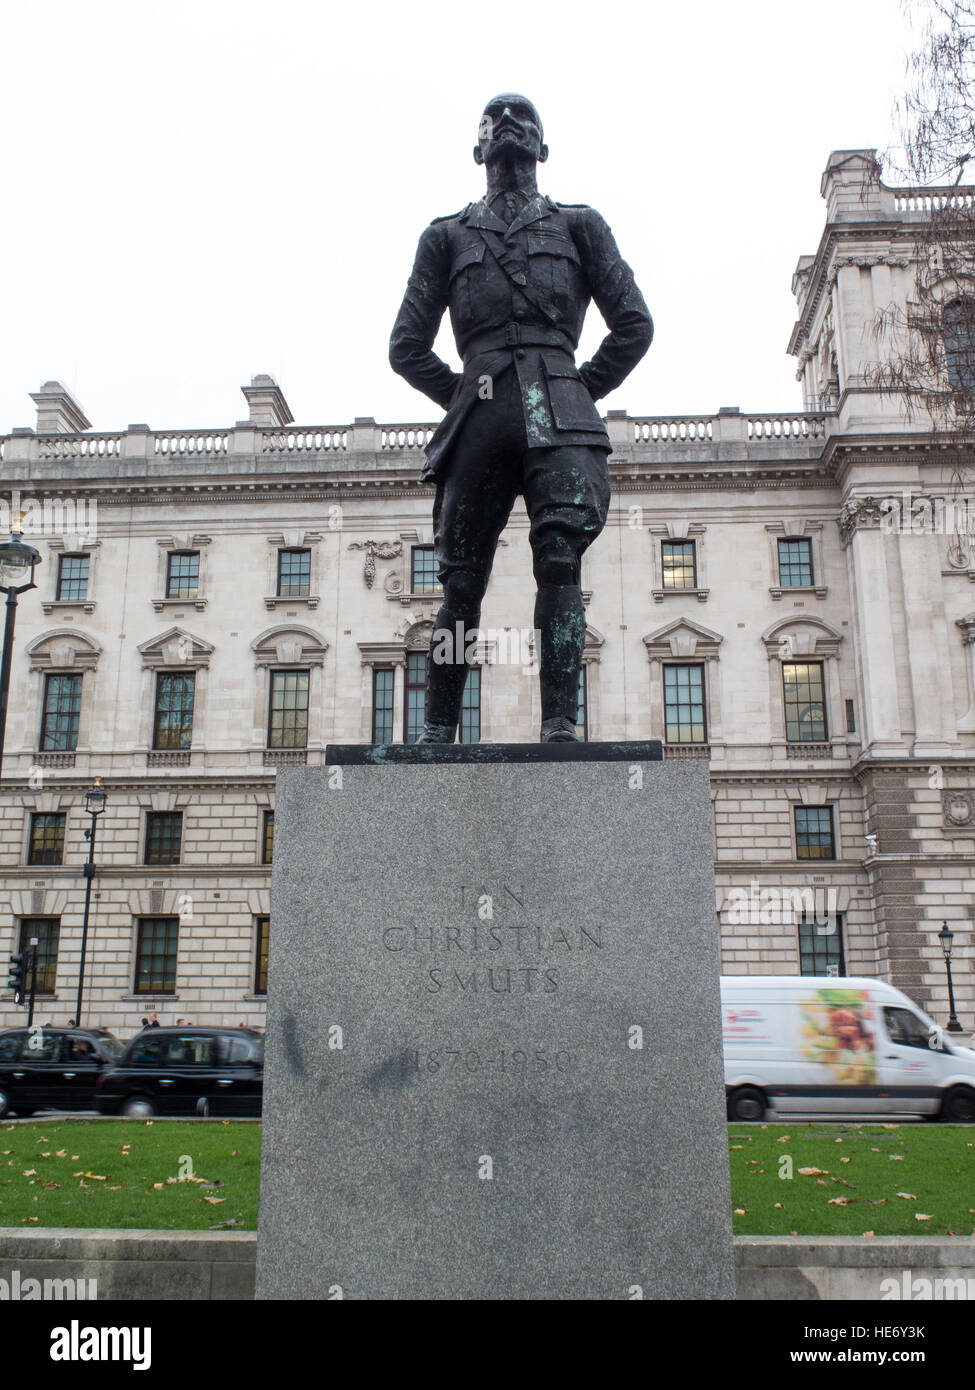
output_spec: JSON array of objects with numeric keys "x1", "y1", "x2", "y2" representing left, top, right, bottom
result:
[{"x1": 389, "y1": 193, "x2": 653, "y2": 482}]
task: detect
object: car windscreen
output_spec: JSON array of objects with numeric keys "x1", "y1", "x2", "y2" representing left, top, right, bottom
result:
[{"x1": 93, "y1": 1034, "x2": 124, "y2": 1059}]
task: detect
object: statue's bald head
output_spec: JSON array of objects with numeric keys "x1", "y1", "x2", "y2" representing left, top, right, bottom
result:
[{"x1": 475, "y1": 93, "x2": 547, "y2": 166}]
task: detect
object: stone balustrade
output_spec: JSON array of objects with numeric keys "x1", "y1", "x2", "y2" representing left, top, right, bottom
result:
[{"x1": 0, "y1": 407, "x2": 834, "y2": 476}]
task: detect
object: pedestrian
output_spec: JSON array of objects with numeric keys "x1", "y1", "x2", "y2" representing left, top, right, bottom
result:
[{"x1": 146, "y1": 1012, "x2": 160, "y2": 1028}]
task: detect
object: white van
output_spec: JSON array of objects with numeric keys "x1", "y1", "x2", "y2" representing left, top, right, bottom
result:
[{"x1": 722, "y1": 975, "x2": 975, "y2": 1122}]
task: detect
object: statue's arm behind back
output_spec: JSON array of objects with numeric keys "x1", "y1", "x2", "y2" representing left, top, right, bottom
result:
[
  {"x1": 573, "y1": 208, "x2": 653, "y2": 402},
  {"x1": 389, "y1": 222, "x2": 462, "y2": 411}
]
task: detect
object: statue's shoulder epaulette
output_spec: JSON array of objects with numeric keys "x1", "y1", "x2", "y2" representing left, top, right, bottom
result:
[
  {"x1": 546, "y1": 196, "x2": 592, "y2": 211},
  {"x1": 430, "y1": 203, "x2": 473, "y2": 225}
]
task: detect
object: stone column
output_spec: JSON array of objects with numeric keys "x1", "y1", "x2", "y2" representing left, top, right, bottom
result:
[
  {"x1": 898, "y1": 528, "x2": 959, "y2": 756},
  {"x1": 840, "y1": 498, "x2": 907, "y2": 755}
]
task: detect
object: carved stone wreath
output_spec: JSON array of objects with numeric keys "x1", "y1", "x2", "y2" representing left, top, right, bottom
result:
[
  {"x1": 943, "y1": 791, "x2": 974, "y2": 827},
  {"x1": 348, "y1": 539, "x2": 403, "y2": 589}
]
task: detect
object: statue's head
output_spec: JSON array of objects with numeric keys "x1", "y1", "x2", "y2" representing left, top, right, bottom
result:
[{"x1": 474, "y1": 93, "x2": 547, "y2": 167}]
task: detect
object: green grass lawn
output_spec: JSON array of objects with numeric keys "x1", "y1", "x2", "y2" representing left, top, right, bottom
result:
[
  {"x1": 0, "y1": 1120, "x2": 260, "y2": 1230},
  {"x1": 1, "y1": 1119, "x2": 973, "y2": 1236},
  {"x1": 730, "y1": 1123, "x2": 975, "y2": 1236}
]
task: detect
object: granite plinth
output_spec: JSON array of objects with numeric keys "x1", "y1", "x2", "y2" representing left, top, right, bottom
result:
[{"x1": 256, "y1": 746, "x2": 734, "y2": 1300}]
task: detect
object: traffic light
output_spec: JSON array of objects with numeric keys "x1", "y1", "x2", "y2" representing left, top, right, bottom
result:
[{"x1": 6, "y1": 953, "x2": 27, "y2": 1006}]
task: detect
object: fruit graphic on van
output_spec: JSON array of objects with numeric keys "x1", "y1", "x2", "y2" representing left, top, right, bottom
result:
[{"x1": 800, "y1": 988, "x2": 876, "y2": 1083}]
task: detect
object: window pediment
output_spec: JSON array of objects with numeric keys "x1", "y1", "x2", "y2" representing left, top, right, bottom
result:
[
  {"x1": 138, "y1": 627, "x2": 214, "y2": 670},
  {"x1": 762, "y1": 616, "x2": 842, "y2": 661},
  {"x1": 643, "y1": 618, "x2": 723, "y2": 662},
  {"x1": 252, "y1": 624, "x2": 328, "y2": 668},
  {"x1": 26, "y1": 630, "x2": 101, "y2": 672}
]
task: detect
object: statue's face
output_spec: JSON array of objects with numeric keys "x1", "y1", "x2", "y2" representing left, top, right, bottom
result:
[{"x1": 474, "y1": 93, "x2": 547, "y2": 166}]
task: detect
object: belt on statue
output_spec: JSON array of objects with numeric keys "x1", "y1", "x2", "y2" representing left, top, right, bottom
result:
[{"x1": 462, "y1": 323, "x2": 576, "y2": 358}]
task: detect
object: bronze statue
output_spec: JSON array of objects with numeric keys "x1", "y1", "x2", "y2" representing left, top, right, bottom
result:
[{"x1": 390, "y1": 94, "x2": 652, "y2": 742}]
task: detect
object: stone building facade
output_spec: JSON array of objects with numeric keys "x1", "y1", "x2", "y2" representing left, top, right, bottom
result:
[{"x1": 0, "y1": 149, "x2": 972, "y2": 1035}]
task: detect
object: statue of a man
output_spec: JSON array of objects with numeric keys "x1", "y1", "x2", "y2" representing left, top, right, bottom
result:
[{"x1": 390, "y1": 94, "x2": 652, "y2": 742}]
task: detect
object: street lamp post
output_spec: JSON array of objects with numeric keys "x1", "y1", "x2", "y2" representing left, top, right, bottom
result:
[
  {"x1": 0, "y1": 527, "x2": 42, "y2": 779},
  {"x1": 937, "y1": 923, "x2": 964, "y2": 1034},
  {"x1": 74, "y1": 778, "x2": 107, "y2": 1028}
]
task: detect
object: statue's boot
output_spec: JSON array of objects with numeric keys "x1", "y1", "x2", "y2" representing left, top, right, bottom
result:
[
  {"x1": 535, "y1": 582, "x2": 585, "y2": 743},
  {"x1": 414, "y1": 604, "x2": 475, "y2": 745}
]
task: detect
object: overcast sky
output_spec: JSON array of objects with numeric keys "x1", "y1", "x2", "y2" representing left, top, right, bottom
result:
[{"x1": 0, "y1": 0, "x2": 920, "y2": 436}]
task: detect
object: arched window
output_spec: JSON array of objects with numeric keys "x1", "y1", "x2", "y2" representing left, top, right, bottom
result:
[{"x1": 943, "y1": 297, "x2": 975, "y2": 392}]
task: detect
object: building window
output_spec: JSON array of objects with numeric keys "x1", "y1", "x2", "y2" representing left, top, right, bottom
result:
[
  {"x1": 166, "y1": 551, "x2": 200, "y2": 599},
  {"x1": 944, "y1": 297, "x2": 975, "y2": 392},
  {"x1": 262, "y1": 811, "x2": 274, "y2": 864},
  {"x1": 795, "y1": 805, "x2": 835, "y2": 860},
  {"x1": 459, "y1": 668, "x2": 481, "y2": 743},
  {"x1": 153, "y1": 672, "x2": 195, "y2": 750},
  {"x1": 135, "y1": 917, "x2": 179, "y2": 994},
  {"x1": 777, "y1": 538, "x2": 813, "y2": 587},
  {"x1": 845, "y1": 699, "x2": 857, "y2": 734},
  {"x1": 372, "y1": 668, "x2": 394, "y2": 744},
  {"x1": 28, "y1": 812, "x2": 66, "y2": 865},
  {"x1": 277, "y1": 549, "x2": 310, "y2": 597},
  {"x1": 17, "y1": 918, "x2": 60, "y2": 995},
  {"x1": 798, "y1": 912, "x2": 845, "y2": 977},
  {"x1": 40, "y1": 674, "x2": 82, "y2": 751},
  {"x1": 255, "y1": 917, "x2": 270, "y2": 995},
  {"x1": 145, "y1": 812, "x2": 182, "y2": 865},
  {"x1": 56, "y1": 554, "x2": 89, "y2": 601},
  {"x1": 661, "y1": 540, "x2": 697, "y2": 589},
  {"x1": 268, "y1": 671, "x2": 309, "y2": 748},
  {"x1": 663, "y1": 664, "x2": 707, "y2": 744},
  {"x1": 405, "y1": 652, "x2": 427, "y2": 743},
  {"x1": 411, "y1": 546, "x2": 441, "y2": 595},
  {"x1": 576, "y1": 666, "x2": 588, "y2": 741},
  {"x1": 782, "y1": 662, "x2": 828, "y2": 742}
]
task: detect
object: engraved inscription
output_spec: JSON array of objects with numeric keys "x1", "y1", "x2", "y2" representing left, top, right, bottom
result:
[{"x1": 409, "y1": 1046, "x2": 575, "y2": 1075}]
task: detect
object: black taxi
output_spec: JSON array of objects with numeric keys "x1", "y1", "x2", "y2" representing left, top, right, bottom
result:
[
  {"x1": 0, "y1": 1027, "x2": 124, "y2": 1117},
  {"x1": 94, "y1": 1027, "x2": 264, "y2": 1118}
]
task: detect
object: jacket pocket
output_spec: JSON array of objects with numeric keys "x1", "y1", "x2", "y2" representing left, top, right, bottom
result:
[
  {"x1": 541, "y1": 352, "x2": 601, "y2": 432},
  {"x1": 448, "y1": 241, "x2": 486, "y2": 282}
]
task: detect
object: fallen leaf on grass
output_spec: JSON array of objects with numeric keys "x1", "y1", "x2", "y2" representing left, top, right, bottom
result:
[
  {"x1": 828, "y1": 1197, "x2": 855, "y2": 1205},
  {"x1": 777, "y1": 1136, "x2": 790, "y2": 1143},
  {"x1": 889, "y1": 1155, "x2": 905, "y2": 1161},
  {"x1": 55, "y1": 1150, "x2": 66, "y2": 1158},
  {"x1": 869, "y1": 1199, "x2": 888, "y2": 1206},
  {"x1": 82, "y1": 1173, "x2": 106, "y2": 1181},
  {"x1": 798, "y1": 1167, "x2": 826, "y2": 1176},
  {"x1": 915, "y1": 1213, "x2": 933, "y2": 1222},
  {"x1": 42, "y1": 1182, "x2": 60, "y2": 1190},
  {"x1": 38, "y1": 1153, "x2": 50, "y2": 1159},
  {"x1": 22, "y1": 1170, "x2": 36, "y2": 1177},
  {"x1": 152, "y1": 1183, "x2": 164, "y2": 1190},
  {"x1": 733, "y1": 1208, "x2": 748, "y2": 1215},
  {"x1": 201, "y1": 1196, "x2": 225, "y2": 1205},
  {"x1": 774, "y1": 1203, "x2": 783, "y2": 1209},
  {"x1": 815, "y1": 1179, "x2": 828, "y2": 1186},
  {"x1": 840, "y1": 1157, "x2": 851, "y2": 1164},
  {"x1": 896, "y1": 1193, "x2": 917, "y2": 1201},
  {"x1": 862, "y1": 1231, "x2": 874, "y2": 1237}
]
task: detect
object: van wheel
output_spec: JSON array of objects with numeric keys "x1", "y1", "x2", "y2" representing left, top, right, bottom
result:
[
  {"x1": 940, "y1": 1087, "x2": 975, "y2": 1123},
  {"x1": 728, "y1": 1087, "x2": 767, "y2": 1122},
  {"x1": 122, "y1": 1097, "x2": 155, "y2": 1119}
]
